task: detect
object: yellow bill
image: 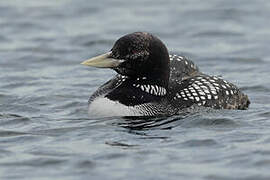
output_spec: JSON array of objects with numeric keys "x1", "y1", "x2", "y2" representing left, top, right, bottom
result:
[{"x1": 81, "y1": 52, "x2": 123, "y2": 68}]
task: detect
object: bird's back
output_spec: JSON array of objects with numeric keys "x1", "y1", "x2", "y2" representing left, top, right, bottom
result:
[{"x1": 167, "y1": 55, "x2": 250, "y2": 111}]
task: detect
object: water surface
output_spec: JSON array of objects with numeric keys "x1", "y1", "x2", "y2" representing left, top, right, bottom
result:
[{"x1": 1, "y1": 0, "x2": 270, "y2": 179}]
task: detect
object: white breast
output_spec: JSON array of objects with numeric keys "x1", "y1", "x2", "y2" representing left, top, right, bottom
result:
[{"x1": 88, "y1": 96, "x2": 142, "y2": 118}]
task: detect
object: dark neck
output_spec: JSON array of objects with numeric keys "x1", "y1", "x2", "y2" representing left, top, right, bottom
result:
[{"x1": 127, "y1": 74, "x2": 168, "y2": 89}]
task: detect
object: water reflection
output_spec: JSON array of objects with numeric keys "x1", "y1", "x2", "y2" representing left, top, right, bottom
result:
[
  {"x1": 115, "y1": 114, "x2": 189, "y2": 130},
  {"x1": 112, "y1": 109, "x2": 244, "y2": 132}
]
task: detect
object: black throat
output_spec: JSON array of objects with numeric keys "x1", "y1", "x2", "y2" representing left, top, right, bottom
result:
[{"x1": 105, "y1": 75, "x2": 167, "y2": 107}]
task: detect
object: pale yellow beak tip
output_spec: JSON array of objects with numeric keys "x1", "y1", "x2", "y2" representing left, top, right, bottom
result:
[
  {"x1": 80, "y1": 61, "x2": 87, "y2": 65},
  {"x1": 80, "y1": 52, "x2": 122, "y2": 68}
]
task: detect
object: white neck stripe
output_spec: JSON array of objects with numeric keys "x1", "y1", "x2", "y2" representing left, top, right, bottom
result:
[{"x1": 132, "y1": 84, "x2": 167, "y2": 96}]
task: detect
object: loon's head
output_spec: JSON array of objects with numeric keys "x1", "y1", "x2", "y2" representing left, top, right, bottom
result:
[{"x1": 82, "y1": 32, "x2": 170, "y2": 87}]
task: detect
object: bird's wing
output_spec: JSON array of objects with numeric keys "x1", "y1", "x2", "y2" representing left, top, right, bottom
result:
[{"x1": 168, "y1": 74, "x2": 250, "y2": 110}]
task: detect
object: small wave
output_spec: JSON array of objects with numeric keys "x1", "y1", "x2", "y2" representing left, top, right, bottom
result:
[
  {"x1": 105, "y1": 141, "x2": 138, "y2": 148},
  {"x1": 181, "y1": 139, "x2": 218, "y2": 147},
  {"x1": 192, "y1": 30, "x2": 243, "y2": 38},
  {"x1": 0, "y1": 130, "x2": 29, "y2": 137},
  {"x1": 0, "y1": 113, "x2": 31, "y2": 127},
  {"x1": 240, "y1": 85, "x2": 270, "y2": 92},
  {"x1": 83, "y1": 39, "x2": 114, "y2": 47},
  {"x1": 0, "y1": 158, "x2": 67, "y2": 167}
]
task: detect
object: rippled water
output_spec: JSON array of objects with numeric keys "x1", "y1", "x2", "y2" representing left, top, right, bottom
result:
[{"x1": 1, "y1": 0, "x2": 270, "y2": 179}]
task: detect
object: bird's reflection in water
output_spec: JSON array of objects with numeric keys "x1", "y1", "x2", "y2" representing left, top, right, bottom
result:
[
  {"x1": 115, "y1": 113, "x2": 190, "y2": 131},
  {"x1": 113, "y1": 107, "x2": 234, "y2": 132}
]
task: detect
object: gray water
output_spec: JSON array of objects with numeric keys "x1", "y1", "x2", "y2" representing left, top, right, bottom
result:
[{"x1": 1, "y1": 0, "x2": 270, "y2": 179}]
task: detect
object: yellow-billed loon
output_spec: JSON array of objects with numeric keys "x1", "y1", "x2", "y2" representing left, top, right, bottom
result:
[{"x1": 81, "y1": 32, "x2": 250, "y2": 117}]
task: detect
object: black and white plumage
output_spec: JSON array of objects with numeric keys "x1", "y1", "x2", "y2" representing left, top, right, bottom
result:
[{"x1": 81, "y1": 32, "x2": 250, "y2": 117}]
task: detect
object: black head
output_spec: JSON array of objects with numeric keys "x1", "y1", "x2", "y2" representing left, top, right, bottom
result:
[{"x1": 82, "y1": 32, "x2": 170, "y2": 87}]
